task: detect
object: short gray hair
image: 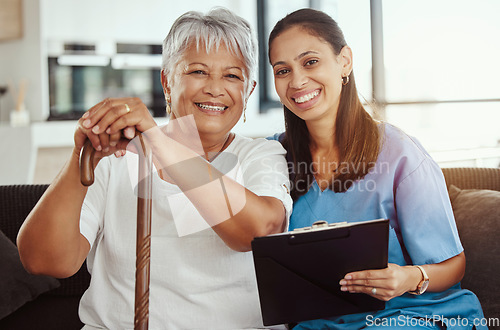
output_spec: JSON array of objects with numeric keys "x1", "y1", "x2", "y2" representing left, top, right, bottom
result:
[{"x1": 162, "y1": 7, "x2": 258, "y2": 96}]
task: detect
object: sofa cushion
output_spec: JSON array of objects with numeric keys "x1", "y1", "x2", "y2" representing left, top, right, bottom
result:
[
  {"x1": 0, "y1": 230, "x2": 60, "y2": 319},
  {"x1": 448, "y1": 184, "x2": 500, "y2": 319}
]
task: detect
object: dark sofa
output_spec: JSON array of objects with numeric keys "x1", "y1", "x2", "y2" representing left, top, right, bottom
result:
[
  {"x1": 0, "y1": 184, "x2": 90, "y2": 330},
  {"x1": 0, "y1": 167, "x2": 499, "y2": 329}
]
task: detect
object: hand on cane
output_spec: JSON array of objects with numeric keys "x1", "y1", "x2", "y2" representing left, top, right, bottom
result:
[{"x1": 74, "y1": 98, "x2": 157, "y2": 164}]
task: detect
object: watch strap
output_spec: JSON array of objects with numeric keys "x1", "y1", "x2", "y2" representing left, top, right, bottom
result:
[{"x1": 409, "y1": 265, "x2": 429, "y2": 295}]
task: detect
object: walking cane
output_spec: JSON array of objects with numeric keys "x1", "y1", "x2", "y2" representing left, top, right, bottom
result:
[{"x1": 80, "y1": 135, "x2": 153, "y2": 330}]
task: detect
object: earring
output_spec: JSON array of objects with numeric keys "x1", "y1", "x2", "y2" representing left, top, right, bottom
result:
[
  {"x1": 166, "y1": 96, "x2": 172, "y2": 114},
  {"x1": 342, "y1": 75, "x2": 349, "y2": 86},
  {"x1": 243, "y1": 106, "x2": 246, "y2": 123}
]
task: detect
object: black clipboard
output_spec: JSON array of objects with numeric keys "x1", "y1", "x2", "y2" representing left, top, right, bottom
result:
[{"x1": 251, "y1": 218, "x2": 389, "y2": 326}]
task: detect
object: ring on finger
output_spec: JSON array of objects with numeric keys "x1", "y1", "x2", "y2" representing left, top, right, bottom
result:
[
  {"x1": 371, "y1": 287, "x2": 377, "y2": 295},
  {"x1": 124, "y1": 103, "x2": 131, "y2": 113}
]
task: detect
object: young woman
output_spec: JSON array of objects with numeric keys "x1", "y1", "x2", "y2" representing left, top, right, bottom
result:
[
  {"x1": 268, "y1": 8, "x2": 485, "y2": 329},
  {"x1": 18, "y1": 8, "x2": 291, "y2": 329}
]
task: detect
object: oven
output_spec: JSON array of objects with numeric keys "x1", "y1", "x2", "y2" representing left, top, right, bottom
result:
[{"x1": 47, "y1": 43, "x2": 166, "y2": 120}]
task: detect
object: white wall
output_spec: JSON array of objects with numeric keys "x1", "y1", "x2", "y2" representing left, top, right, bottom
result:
[
  {"x1": 44, "y1": 0, "x2": 248, "y2": 44},
  {"x1": 0, "y1": 0, "x2": 48, "y2": 122}
]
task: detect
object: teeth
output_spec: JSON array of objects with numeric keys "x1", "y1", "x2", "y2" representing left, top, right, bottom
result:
[
  {"x1": 295, "y1": 90, "x2": 319, "y2": 104},
  {"x1": 196, "y1": 103, "x2": 226, "y2": 112}
]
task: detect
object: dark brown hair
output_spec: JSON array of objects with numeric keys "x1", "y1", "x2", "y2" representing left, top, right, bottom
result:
[{"x1": 268, "y1": 8, "x2": 381, "y2": 200}]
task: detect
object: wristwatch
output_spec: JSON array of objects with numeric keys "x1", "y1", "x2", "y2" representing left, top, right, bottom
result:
[{"x1": 409, "y1": 265, "x2": 429, "y2": 295}]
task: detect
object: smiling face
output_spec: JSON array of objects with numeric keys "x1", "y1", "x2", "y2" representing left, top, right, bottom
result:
[
  {"x1": 269, "y1": 26, "x2": 351, "y2": 124},
  {"x1": 162, "y1": 41, "x2": 254, "y2": 140}
]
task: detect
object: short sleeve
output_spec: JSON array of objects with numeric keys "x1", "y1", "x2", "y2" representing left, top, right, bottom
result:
[
  {"x1": 240, "y1": 138, "x2": 293, "y2": 227},
  {"x1": 79, "y1": 158, "x2": 110, "y2": 248},
  {"x1": 395, "y1": 157, "x2": 463, "y2": 265}
]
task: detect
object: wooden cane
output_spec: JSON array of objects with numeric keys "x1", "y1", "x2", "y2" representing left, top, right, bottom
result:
[{"x1": 80, "y1": 136, "x2": 152, "y2": 330}]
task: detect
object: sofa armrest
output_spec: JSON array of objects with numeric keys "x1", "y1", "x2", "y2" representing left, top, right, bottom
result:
[
  {"x1": 0, "y1": 184, "x2": 50, "y2": 244},
  {"x1": 0, "y1": 184, "x2": 90, "y2": 326}
]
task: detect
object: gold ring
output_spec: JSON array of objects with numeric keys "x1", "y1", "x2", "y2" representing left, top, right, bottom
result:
[{"x1": 124, "y1": 104, "x2": 131, "y2": 113}]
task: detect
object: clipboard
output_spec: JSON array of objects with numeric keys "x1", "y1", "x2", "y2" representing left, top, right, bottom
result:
[{"x1": 251, "y1": 218, "x2": 389, "y2": 326}]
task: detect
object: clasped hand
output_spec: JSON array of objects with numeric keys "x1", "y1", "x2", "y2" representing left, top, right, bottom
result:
[
  {"x1": 339, "y1": 263, "x2": 418, "y2": 301},
  {"x1": 74, "y1": 97, "x2": 157, "y2": 162}
]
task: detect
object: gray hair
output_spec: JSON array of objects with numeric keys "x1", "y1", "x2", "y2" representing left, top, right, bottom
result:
[{"x1": 162, "y1": 7, "x2": 258, "y2": 96}]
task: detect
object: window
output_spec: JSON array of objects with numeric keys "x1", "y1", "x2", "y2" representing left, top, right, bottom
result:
[
  {"x1": 257, "y1": 0, "x2": 313, "y2": 112},
  {"x1": 381, "y1": 0, "x2": 500, "y2": 163},
  {"x1": 383, "y1": 0, "x2": 500, "y2": 102},
  {"x1": 258, "y1": 0, "x2": 500, "y2": 165}
]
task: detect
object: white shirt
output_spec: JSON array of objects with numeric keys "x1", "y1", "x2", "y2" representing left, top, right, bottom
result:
[{"x1": 79, "y1": 134, "x2": 292, "y2": 330}]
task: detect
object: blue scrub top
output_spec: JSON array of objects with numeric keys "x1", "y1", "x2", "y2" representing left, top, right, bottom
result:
[{"x1": 270, "y1": 123, "x2": 485, "y2": 329}]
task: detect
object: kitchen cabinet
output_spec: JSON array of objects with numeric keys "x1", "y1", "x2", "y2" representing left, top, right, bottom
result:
[{"x1": 43, "y1": 0, "x2": 246, "y2": 44}]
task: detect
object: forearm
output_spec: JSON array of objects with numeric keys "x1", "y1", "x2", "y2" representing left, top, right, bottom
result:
[
  {"x1": 147, "y1": 129, "x2": 286, "y2": 251},
  {"x1": 414, "y1": 252, "x2": 465, "y2": 292},
  {"x1": 209, "y1": 189, "x2": 286, "y2": 251},
  {"x1": 17, "y1": 151, "x2": 90, "y2": 278},
  {"x1": 77, "y1": 100, "x2": 288, "y2": 250},
  {"x1": 341, "y1": 252, "x2": 466, "y2": 301},
  {"x1": 401, "y1": 252, "x2": 465, "y2": 295}
]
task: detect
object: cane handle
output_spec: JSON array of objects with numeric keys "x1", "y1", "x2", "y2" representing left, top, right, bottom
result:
[{"x1": 80, "y1": 139, "x2": 95, "y2": 186}]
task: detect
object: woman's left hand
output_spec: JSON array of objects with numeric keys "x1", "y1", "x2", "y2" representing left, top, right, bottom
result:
[
  {"x1": 339, "y1": 263, "x2": 421, "y2": 301},
  {"x1": 81, "y1": 97, "x2": 158, "y2": 151}
]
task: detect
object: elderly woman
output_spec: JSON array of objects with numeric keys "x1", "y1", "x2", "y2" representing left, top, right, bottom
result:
[{"x1": 18, "y1": 8, "x2": 291, "y2": 329}]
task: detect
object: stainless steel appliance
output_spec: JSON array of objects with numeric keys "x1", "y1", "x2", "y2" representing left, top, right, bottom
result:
[{"x1": 48, "y1": 43, "x2": 166, "y2": 120}]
